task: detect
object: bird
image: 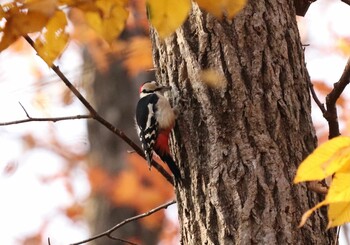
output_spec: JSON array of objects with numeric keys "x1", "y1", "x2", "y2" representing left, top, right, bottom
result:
[{"x1": 135, "y1": 80, "x2": 181, "y2": 180}]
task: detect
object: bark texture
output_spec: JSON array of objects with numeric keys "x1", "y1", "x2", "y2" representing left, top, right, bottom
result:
[{"x1": 151, "y1": 1, "x2": 334, "y2": 244}]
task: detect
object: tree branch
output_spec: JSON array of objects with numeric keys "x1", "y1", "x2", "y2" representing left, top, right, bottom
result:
[
  {"x1": 23, "y1": 35, "x2": 174, "y2": 185},
  {"x1": 0, "y1": 114, "x2": 92, "y2": 126},
  {"x1": 325, "y1": 57, "x2": 350, "y2": 138},
  {"x1": 0, "y1": 103, "x2": 92, "y2": 125},
  {"x1": 341, "y1": 0, "x2": 350, "y2": 6},
  {"x1": 69, "y1": 200, "x2": 176, "y2": 245},
  {"x1": 308, "y1": 80, "x2": 326, "y2": 114},
  {"x1": 107, "y1": 236, "x2": 138, "y2": 245}
]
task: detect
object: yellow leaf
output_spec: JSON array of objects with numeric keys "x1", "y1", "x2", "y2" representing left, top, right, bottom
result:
[
  {"x1": 200, "y1": 68, "x2": 226, "y2": 88},
  {"x1": 294, "y1": 136, "x2": 350, "y2": 183},
  {"x1": 22, "y1": 0, "x2": 58, "y2": 17},
  {"x1": 0, "y1": 2, "x2": 17, "y2": 18},
  {"x1": 0, "y1": 5, "x2": 6, "y2": 20},
  {"x1": 326, "y1": 171, "x2": 350, "y2": 203},
  {"x1": 0, "y1": 10, "x2": 49, "y2": 51},
  {"x1": 34, "y1": 10, "x2": 69, "y2": 66},
  {"x1": 58, "y1": 0, "x2": 75, "y2": 6},
  {"x1": 327, "y1": 202, "x2": 350, "y2": 228},
  {"x1": 57, "y1": 0, "x2": 100, "y2": 11},
  {"x1": 299, "y1": 200, "x2": 327, "y2": 227},
  {"x1": 336, "y1": 38, "x2": 350, "y2": 56},
  {"x1": 195, "y1": 0, "x2": 247, "y2": 18},
  {"x1": 147, "y1": 0, "x2": 191, "y2": 38},
  {"x1": 84, "y1": 0, "x2": 128, "y2": 44}
]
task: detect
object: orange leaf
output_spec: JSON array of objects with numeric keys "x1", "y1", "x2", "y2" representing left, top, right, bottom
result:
[
  {"x1": 111, "y1": 171, "x2": 140, "y2": 206},
  {"x1": 122, "y1": 37, "x2": 153, "y2": 77},
  {"x1": 22, "y1": 0, "x2": 58, "y2": 17},
  {"x1": 88, "y1": 166, "x2": 111, "y2": 193},
  {"x1": 65, "y1": 203, "x2": 84, "y2": 220}
]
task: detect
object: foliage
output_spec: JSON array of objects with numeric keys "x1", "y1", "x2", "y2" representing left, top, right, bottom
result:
[
  {"x1": 0, "y1": 0, "x2": 247, "y2": 66},
  {"x1": 295, "y1": 136, "x2": 350, "y2": 228},
  {"x1": 3, "y1": 0, "x2": 350, "y2": 243}
]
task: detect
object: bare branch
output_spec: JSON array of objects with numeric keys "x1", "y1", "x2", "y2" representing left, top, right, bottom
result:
[
  {"x1": 308, "y1": 80, "x2": 326, "y2": 114},
  {"x1": 325, "y1": 57, "x2": 350, "y2": 138},
  {"x1": 0, "y1": 114, "x2": 92, "y2": 126},
  {"x1": 23, "y1": 35, "x2": 174, "y2": 185},
  {"x1": 69, "y1": 200, "x2": 176, "y2": 245},
  {"x1": 341, "y1": 0, "x2": 350, "y2": 6},
  {"x1": 107, "y1": 235, "x2": 138, "y2": 245},
  {"x1": 18, "y1": 102, "x2": 31, "y2": 118}
]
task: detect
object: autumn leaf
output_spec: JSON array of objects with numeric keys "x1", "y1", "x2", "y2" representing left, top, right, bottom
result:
[
  {"x1": 22, "y1": 0, "x2": 58, "y2": 17},
  {"x1": 336, "y1": 37, "x2": 350, "y2": 56},
  {"x1": 200, "y1": 68, "x2": 226, "y2": 88},
  {"x1": 147, "y1": 0, "x2": 191, "y2": 38},
  {"x1": 88, "y1": 166, "x2": 111, "y2": 193},
  {"x1": 326, "y1": 171, "x2": 350, "y2": 203},
  {"x1": 84, "y1": 0, "x2": 129, "y2": 44},
  {"x1": 296, "y1": 136, "x2": 350, "y2": 228},
  {"x1": 0, "y1": 9, "x2": 49, "y2": 51},
  {"x1": 294, "y1": 136, "x2": 350, "y2": 183},
  {"x1": 299, "y1": 200, "x2": 326, "y2": 227},
  {"x1": 327, "y1": 202, "x2": 350, "y2": 228},
  {"x1": 195, "y1": 0, "x2": 247, "y2": 18},
  {"x1": 121, "y1": 37, "x2": 153, "y2": 77},
  {"x1": 34, "y1": 10, "x2": 69, "y2": 66},
  {"x1": 65, "y1": 203, "x2": 84, "y2": 220},
  {"x1": 111, "y1": 171, "x2": 140, "y2": 206}
]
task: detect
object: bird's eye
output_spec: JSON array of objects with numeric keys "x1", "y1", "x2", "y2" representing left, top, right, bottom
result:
[{"x1": 142, "y1": 89, "x2": 147, "y2": 93}]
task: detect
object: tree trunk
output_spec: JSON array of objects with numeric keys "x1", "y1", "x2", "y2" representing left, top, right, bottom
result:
[{"x1": 151, "y1": 1, "x2": 335, "y2": 244}]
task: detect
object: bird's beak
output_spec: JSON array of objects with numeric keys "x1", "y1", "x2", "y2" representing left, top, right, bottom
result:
[{"x1": 159, "y1": 85, "x2": 171, "y2": 92}]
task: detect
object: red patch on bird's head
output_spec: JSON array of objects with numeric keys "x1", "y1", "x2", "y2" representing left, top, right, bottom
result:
[
  {"x1": 139, "y1": 81, "x2": 154, "y2": 94},
  {"x1": 139, "y1": 85, "x2": 143, "y2": 94}
]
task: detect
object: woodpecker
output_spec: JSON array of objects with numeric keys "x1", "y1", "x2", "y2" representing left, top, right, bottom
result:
[{"x1": 135, "y1": 80, "x2": 181, "y2": 180}]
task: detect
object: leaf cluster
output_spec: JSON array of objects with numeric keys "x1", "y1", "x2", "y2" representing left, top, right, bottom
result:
[
  {"x1": 0, "y1": 0, "x2": 128, "y2": 65},
  {"x1": 0, "y1": 0, "x2": 247, "y2": 66},
  {"x1": 148, "y1": 0, "x2": 247, "y2": 38},
  {"x1": 295, "y1": 136, "x2": 350, "y2": 228}
]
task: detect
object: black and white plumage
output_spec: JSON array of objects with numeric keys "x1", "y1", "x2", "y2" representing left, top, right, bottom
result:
[
  {"x1": 135, "y1": 81, "x2": 181, "y2": 180},
  {"x1": 136, "y1": 93, "x2": 159, "y2": 165}
]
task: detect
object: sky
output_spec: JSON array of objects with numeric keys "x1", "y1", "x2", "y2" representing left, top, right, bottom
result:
[
  {"x1": 0, "y1": 42, "x2": 90, "y2": 245},
  {"x1": 0, "y1": 0, "x2": 350, "y2": 244}
]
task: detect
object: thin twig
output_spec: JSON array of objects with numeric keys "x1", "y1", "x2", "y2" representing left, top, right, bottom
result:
[
  {"x1": 23, "y1": 35, "x2": 174, "y2": 185},
  {"x1": 107, "y1": 235, "x2": 138, "y2": 245},
  {"x1": 325, "y1": 57, "x2": 350, "y2": 139},
  {"x1": 69, "y1": 200, "x2": 176, "y2": 245},
  {"x1": 308, "y1": 81, "x2": 326, "y2": 114},
  {"x1": 0, "y1": 114, "x2": 92, "y2": 126},
  {"x1": 0, "y1": 103, "x2": 92, "y2": 125},
  {"x1": 19, "y1": 102, "x2": 31, "y2": 118}
]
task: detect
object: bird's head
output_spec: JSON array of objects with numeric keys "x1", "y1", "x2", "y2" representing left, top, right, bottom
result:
[{"x1": 139, "y1": 81, "x2": 171, "y2": 98}]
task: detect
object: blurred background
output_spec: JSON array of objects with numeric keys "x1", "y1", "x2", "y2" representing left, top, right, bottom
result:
[{"x1": 0, "y1": 0, "x2": 349, "y2": 244}]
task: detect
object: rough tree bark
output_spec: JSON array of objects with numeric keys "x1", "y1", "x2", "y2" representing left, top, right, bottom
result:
[{"x1": 151, "y1": 1, "x2": 335, "y2": 244}]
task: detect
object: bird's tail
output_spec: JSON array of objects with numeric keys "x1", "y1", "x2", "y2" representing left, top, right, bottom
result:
[{"x1": 158, "y1": 152, "x2": 181, "y2": 181}]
